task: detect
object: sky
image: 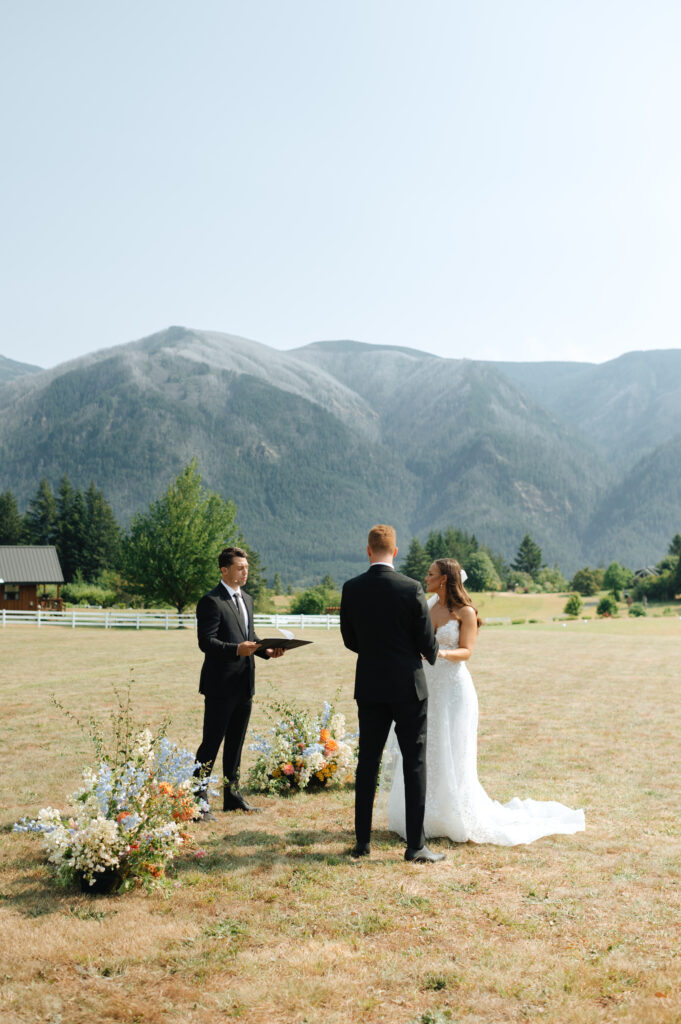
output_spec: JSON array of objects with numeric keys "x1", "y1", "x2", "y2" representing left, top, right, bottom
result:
[{"x1": 2, "y1": 1, "x2": 680, "y2": 370}]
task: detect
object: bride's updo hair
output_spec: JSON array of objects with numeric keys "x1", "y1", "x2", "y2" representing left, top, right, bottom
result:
[{"x1": 435, "y1": 558, "x2": 482, "y2": 627}]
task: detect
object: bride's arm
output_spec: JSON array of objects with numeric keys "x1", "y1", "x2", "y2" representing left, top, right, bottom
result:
[{"x1": 437, "y1": 606, "x2": 478, "y2": 662}]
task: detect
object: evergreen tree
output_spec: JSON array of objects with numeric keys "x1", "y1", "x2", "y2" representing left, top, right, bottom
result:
[
  {"x1": 424, "y1": 531, "x2": 447, "y2": 561},
  {"x1": 511, "y1": 533, "x2": 542, "y2": 579},
  {"x1": 400, "y1": 537, "x2": 430, "y2": 581},
  {"x1": 123, "y1": 461, "x2": 239, "y2": 613},
  {"x1": 0, "y1": 490, "x2": 25, "y2": 544},
  {"x1": 668, "y1": 533, "x2": 681, "y2": 558},
  {"x1": 55, "y1": 476, "x2": 86, "y2": 581},
  {"x1": 25, "y1": 478, "x2": 57, "y2": 545},
  {"x1": 272, "y1": 572, "x2": 282, "y2": 595},
  {"x1": 81, "y1": 482, "x2": 121, "y2": 580}
]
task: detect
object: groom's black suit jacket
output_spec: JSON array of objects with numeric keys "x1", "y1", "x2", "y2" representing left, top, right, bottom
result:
[
  {"x1": 197, "y1": 583, "x2": 269, "y2": 697},
  {"x1": 340, "y1": 564, "x2": 438, "y2": 700}
]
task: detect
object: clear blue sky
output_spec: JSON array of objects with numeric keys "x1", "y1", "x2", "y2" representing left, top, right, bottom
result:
[{"x1": 2, "y1": 1, "x2": 680, "y2": 369}]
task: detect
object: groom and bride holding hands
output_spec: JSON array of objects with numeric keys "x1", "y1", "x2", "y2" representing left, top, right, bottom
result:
[{"x1": 194, "y1": 527, "x2": 585, "y2": 858}]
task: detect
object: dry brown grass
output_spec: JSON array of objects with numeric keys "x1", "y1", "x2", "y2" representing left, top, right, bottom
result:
[{"x1": 1, "y1": 617, "x2": 680, "y2": 1024}]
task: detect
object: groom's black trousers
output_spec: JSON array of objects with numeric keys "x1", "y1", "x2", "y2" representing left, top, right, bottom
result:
[{"x1": 355, "y1": 696, "x2": 428, "y2": 850}]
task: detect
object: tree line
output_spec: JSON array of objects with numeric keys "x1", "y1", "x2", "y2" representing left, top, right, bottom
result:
[{"x1": 0, "y1": 462, "x2": 270, "y2": 613}]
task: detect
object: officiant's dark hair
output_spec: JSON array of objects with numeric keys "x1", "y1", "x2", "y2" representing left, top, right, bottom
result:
[
  {"x1": 219, "y1": 546, "x2": 248, "y2": 568},
  {"x1": 435, "y1": 558, "x2": 482, "y2": 627}
]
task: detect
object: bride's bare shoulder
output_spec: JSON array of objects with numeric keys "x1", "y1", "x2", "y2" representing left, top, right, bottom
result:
[{"x1": 458, "y1": 605, "x2": 477, "y2": 623}]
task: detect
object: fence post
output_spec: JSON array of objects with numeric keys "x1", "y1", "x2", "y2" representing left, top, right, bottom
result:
[
  {"x1": 136, "y1": 614, "x2": 140, "y2": 630},
  {"x1": 37, "y1": 609, "x2": 41, "y2": 629},
  {"x1": 165, "y1": 612, "x2": 169, "y2": 630},
  {"x1": 2, "y1": 609, "x2": 5, "y2": 628},
  {"x1": 72, "y1": 610, "x2": 76, "y2": 629}
]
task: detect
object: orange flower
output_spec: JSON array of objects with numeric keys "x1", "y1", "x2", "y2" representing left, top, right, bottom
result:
[
  {"x1": 282, "y1": 763, "x2": 295, "y2": 776},
  {"x1": 158, "y1": 781, "x2": 174, "y2": 796},
  {"x1": 324, "y1": 739, "x2": 338, "y2": 753},
  {"x1": 319, "y1": 728, "x2": 331, "y2": 743},
  {"x1": 116, "y1": 811, "x2": 131, "y2": 823}
]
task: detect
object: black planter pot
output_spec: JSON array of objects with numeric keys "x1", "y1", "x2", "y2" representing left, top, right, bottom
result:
[{"x1": 77, "y1": 868, "x2": 124, "y2": 895}]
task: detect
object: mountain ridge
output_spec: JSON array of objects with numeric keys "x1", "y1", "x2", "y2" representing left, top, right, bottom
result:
[{"x1": 1, "y1": 328, "x2": 678, "y2": 580}]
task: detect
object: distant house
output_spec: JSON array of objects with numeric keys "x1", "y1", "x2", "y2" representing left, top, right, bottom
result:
[
  {"x1": 0, "y1": 546, "x2": 65, "y2": 611},
  {"x1": 633, "y1": 566, "x2": 660, "y2": 580}
]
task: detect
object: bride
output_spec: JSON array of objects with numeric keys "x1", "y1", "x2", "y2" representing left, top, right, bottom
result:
[{"x1": 382, "y1": 558, "x2": 585, "y2": 845}]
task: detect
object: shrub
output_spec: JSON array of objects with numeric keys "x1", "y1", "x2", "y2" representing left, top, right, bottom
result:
[
  {"x1": 464, "y1": 551, "x2": 502, "y2": 591},
  {"x1": 628, "y1": 602, "x2": 646, "y2": 617},
  {"x1": 564, "y1": 593, "x2": 584, "y2": 617},
  {"x1": 596, "y1": 594, "x2": 619, "y2": 617},
  {"x1": 290, "y1": 584, "x2": 341, "y2": 615},
  {"x1": 570, "y1": 568, "x2": 600, "y2": 596}
]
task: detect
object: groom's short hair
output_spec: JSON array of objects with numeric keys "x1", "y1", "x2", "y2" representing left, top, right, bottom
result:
[
  {"x1": 219, "y1": 546, "x2": 248, "y2": 568},
  {"x1": 367, "y1": 524, "x2": 396, "y2": 554}
]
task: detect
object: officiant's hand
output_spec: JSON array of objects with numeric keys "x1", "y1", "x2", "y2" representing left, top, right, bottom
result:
[
  {"x1": 266, "y1": 647, "x2": 286, "y2": 658},
  {"x1": 237, "y1": 641, "x2": 260, "y2": 657}
]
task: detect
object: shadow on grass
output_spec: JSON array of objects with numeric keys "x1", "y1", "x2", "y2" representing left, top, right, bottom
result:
[{"x1": 174, "y1": 825, "x2": 409, "y2": 874}]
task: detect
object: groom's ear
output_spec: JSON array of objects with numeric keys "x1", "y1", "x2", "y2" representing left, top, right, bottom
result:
[{"x1": 393, "y1": 546, "x2": 398, "y2": 558}]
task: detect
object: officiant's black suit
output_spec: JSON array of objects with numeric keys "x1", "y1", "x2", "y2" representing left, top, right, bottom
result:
[
  {"x1": 340, "y1": 564, "x2": 438, "y2": 850},
  {"x1": 194, "y1": 583, "x2": 269, "y2": 807}
]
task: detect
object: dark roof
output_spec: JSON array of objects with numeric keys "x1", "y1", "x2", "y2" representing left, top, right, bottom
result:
[{"x1": 0, "y1": 546, "x2": 64, "y2": 584}]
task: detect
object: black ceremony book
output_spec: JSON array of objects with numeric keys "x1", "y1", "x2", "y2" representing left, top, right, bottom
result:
[{"x1": 255, "y1": 637, "x2": 313, "y2": 651}]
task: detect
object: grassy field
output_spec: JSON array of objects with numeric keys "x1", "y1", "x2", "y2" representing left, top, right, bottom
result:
[{"x1": 1, "y1": 617, "x2": 680, "y2": 1024}]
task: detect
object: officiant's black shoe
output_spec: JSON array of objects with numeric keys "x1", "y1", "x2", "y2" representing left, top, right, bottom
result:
[
  {"x1": 223, "y1": 792, "x2": 262, "y2": 813},
  {"x1": 350, "y1": 842, "x2": 371, "y2": 858},
  {"x1": 404, "y1": 845, "x2": 445, "y2": 863}
]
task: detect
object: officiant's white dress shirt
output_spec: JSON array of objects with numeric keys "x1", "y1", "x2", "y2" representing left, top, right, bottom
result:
[{"x1": 221, "y1": 580, "x2": 249, "y2": 631}]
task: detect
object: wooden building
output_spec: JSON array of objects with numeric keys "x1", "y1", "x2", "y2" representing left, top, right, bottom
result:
[{"x1": 0, "y1": 546, "x2": 65, "y2": 611}]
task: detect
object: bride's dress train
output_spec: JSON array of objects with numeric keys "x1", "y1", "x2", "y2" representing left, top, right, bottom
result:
[{"x1": 382, "y1": 614, "x2": 585, "y2": 846}]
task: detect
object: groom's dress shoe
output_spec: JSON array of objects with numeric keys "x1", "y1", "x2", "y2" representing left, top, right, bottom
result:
[
  {"x1": 223, "y1": 792, "x2": 262, "y2": 813},
  {"x1": 350, "y1": 842, "x2": 371, "y2": 858},
  {"x1": 404, "y1": 845, "x2": 445, "y2": 863}
]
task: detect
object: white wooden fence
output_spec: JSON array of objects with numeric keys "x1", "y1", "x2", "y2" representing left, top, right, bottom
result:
[{"x1": 0, "y1": 608, "x2": 340, "y2": 631}]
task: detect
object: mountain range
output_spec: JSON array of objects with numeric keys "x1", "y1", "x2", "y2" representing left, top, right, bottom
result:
[{"x1": 0, "y1": 326, "x2": 679, "y2": 583}]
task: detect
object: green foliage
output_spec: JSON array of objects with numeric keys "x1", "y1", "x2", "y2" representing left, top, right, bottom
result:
[
  {"x1": 633, "y1": 570, "x2": 676, "y2": 603},
  {"x1": 628, "y1": 602, "x2": 646, "y2": 617},
  {"x1": 464, "y1": 550, "x2": 501, "y2": 591},
  {"x1": 400, "y1": 537, "x2": 430, "y2": 582},
  {"x1": 0, "y1": 490, "x2": 25, "y2": 543},
  {"x1": 290, "y1": 583, "x2": 341, "y2": 614},
  {"x1": 596, "y1": 594, "x2": 619, "y2": 617},
  {"x1": 536, "y1": 565, "x2": 568, "y2": 592},
  {"x1": 511, "y1": 533, "x2": 542, "y2": 579},
  {"x1": 61, "y1": 577, "x2": 118, "y2": 607},
  {"x1": 25, "y1": 478, "x2": 57, "y2": 545},
  {"x1": 123, "y1": 461, "x2": 239, "y2": 613},
  {"x1": 570, "y1": 567, "x2": 601, "y2": 596},
  {"x1": 272, "y1": 572, "x2": 282, "y2": 595},
  {"x1": 564, "y1": 593, "x2": 584, "y2": 617},
  {"x1": 507, "y1": 570, "x2": 534, "y2": 592},
  {"x1": 603, "y1": 562, "x2": 631, "y2": 593},
  {"x1": 668, "y1": 533, "x2": 681, "y2": 558}
]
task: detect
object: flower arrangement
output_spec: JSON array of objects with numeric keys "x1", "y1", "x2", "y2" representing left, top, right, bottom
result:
[
  {"x1": 248, "y1": 698, "x2": 357, "y2": 794},
  {"x1": 14, "y1": 682, "x2": 213, "y2": 892}
]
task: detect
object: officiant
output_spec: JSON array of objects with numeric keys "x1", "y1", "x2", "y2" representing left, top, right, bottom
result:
[{"x1": 193, "y1": 546, "x2": 285, "y2": 818}]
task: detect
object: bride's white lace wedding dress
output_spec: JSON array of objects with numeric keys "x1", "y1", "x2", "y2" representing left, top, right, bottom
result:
[{"x1": 381, "y1": 604, "x2": 585, "y2": 845}]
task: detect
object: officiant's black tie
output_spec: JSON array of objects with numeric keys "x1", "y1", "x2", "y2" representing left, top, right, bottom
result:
[{"x1": 233, "y1": 591, "x2": 248, "y2": 631}]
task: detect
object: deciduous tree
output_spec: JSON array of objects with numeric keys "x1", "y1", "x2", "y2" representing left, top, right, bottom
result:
[{"x1": 123, "y1": 461, "x2": 239, "y2": 613}]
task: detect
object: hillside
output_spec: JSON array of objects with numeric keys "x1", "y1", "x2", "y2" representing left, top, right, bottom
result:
[
  {"x1": 0, "y1": 354, "x2": 42, "y2": 383},
  {"x1": 0, "y1": 328, "x2": 679, "y2": 581}
]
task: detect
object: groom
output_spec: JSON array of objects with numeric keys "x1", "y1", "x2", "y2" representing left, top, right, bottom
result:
[{"x1": 340, "y1": 525, "x2": 444, "y2": 862}]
